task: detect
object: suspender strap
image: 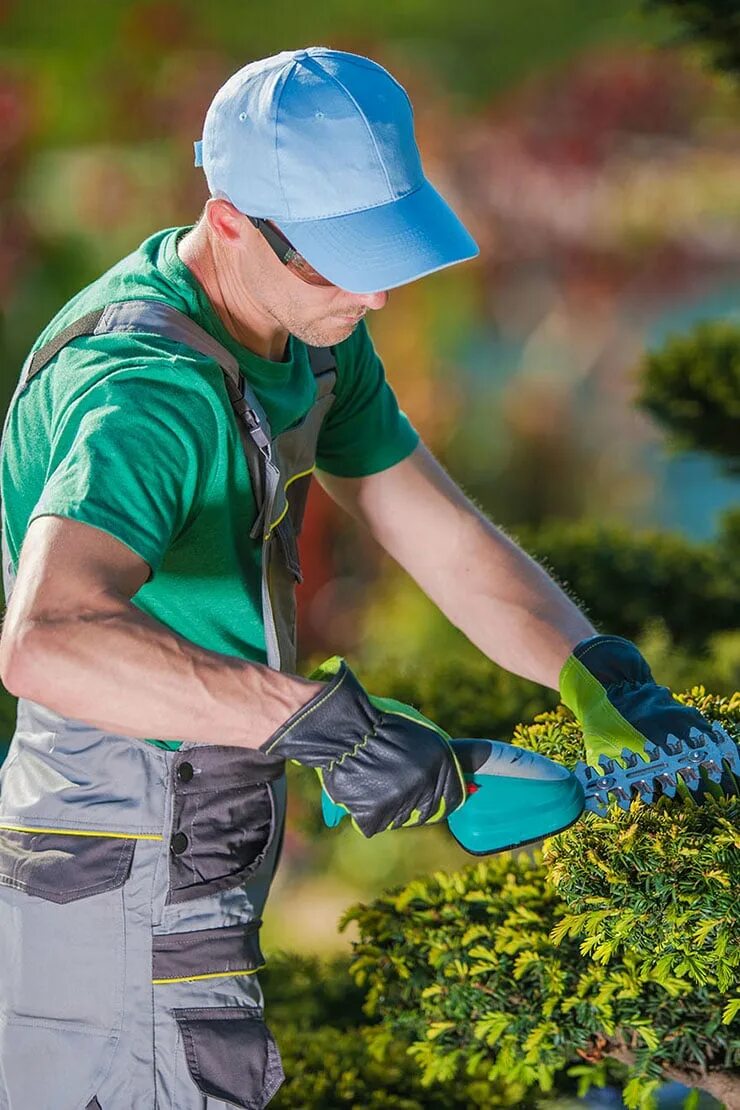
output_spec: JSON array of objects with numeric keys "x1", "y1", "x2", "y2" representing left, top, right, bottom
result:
[
  {"x1": 18, "y1": 298, "x2": 336, "y2": 525},
  {"x1": 25, "y1": 309, "x2": 107, "y2": 384},
  {"x1": 24, "y1": 297, "x2": 335, "y2": 396}
]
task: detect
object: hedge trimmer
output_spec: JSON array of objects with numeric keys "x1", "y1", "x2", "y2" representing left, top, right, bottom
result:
[{"x1": 322, "y1": 722, "x2": 740, "y2": 855}]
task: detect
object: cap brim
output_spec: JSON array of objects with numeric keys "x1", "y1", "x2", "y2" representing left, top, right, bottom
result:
[{"x1": 276, "y1": 178, "x2": 479, "y2": 294}]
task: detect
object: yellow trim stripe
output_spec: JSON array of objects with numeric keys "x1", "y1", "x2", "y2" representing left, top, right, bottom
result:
[
  {"x1": 153, "y1": 966, "x2": 264, "y2": 985},
  {"x1": 264, "y1": 465, "x2": 316, "y2": 540},
  {"x1": 0, "y1": 822, "x2": 162, "y2": 841}
]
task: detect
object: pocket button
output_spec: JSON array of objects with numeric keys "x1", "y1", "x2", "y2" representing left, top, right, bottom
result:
[
  {"x1": 177, "y1": 762, "x2": 195, "y2": 783},
  {"x1": 171, "y1": 832, "x2": 189, "y2": 855}
]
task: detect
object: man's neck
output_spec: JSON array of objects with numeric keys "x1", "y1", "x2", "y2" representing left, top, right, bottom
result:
[{"x1": 177, "y1": 226, "x2": 290, "y2": 362}]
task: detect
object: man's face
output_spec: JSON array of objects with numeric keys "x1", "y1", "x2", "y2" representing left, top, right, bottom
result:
[
  {"x1": 264, "y1": 257, "x2": 388, "y2": 348},
  {"x1": 229, "y1": 206, "x2": 389, "y2": 349}
]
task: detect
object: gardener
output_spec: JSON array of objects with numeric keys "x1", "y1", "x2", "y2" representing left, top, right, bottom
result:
[{"x1": 0, "y1": 47, "x2": 722, "y2": 1110}]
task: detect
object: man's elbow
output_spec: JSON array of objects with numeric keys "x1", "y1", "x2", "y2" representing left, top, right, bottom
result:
[{"x1": 0, "y1": 621, "x2": 49, "y2": 700}]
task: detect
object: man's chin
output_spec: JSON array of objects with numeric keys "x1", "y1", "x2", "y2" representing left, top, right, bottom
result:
[
  {"x1": 292, "y1": 315, "x2": 361, "y2": 347},
  {"x1": 331, "y1": 315, "x2": 364, "y2": 334},
  {"x1": 317, "y1": 318, "x2": 361, "y2": 344}
]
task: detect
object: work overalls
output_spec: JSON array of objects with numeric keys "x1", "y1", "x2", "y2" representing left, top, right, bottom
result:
[{"x1": 0, "y1": 299, "x2": 336, "y2": 1110}]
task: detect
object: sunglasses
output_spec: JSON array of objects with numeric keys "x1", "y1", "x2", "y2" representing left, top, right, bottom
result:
[{"x1": 248, "y1": 216, "x2": 335, "y2": 287}]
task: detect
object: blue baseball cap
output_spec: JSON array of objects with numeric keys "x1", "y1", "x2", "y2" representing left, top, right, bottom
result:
[{"x1": 193, "y1": 47, "x2": 479, "y2": 294}]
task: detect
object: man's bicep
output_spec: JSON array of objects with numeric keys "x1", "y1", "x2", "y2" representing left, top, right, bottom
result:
[
  {"x1": 0, "y1": 515, "x2": 150, "y2": 687},
  {"x1": 6, "y1": 515, "x2": 151, "y2": 623}
]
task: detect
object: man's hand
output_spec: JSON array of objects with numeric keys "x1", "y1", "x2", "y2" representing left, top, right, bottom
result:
[
  {"x1": 559, "y1": 634, "x2": 731, "y2": 778},
  {"x1": 260, "y1": 656, "x2": 466, "y2": 837}
]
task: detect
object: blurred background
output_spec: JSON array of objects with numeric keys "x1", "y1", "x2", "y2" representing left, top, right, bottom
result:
[{"x1": 0, "y1": 0, "x2": 738, "y2": 965}]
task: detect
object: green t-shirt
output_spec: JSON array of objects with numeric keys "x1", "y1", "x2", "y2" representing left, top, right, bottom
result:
[{"x1": 1, "y1": 225, "x2": 419, "y2": 745}]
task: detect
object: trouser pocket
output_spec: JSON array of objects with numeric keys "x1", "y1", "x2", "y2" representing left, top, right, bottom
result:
[
  {"x1": 167, "y1": 749, "x2": 283, "y2": 904},
  {"x1": 0, "y1": 828, "x2": 135, "y2": 1110},
  {"x1": 175, "y1": 1007, "x2": 285, "y2": 1109},
  {"x1": 152, "y1": 921, "x2": 282, "y2": 1108}
]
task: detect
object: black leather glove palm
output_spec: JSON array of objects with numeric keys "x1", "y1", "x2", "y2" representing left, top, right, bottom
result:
[{"x1": 260, "y1": 657, "x2": 466, "y2": 837}]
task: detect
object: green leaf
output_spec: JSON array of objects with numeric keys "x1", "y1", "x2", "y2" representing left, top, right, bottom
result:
[
  {"x1": 628, "y1": 1019, "x2": 660, "y2": 1051},
  {"x1": 425, "y1": 1021, "x2": 456, "y2": 1040},
  {"x1": 473, "y1": 1012, "x2": 510, "y2": 1047}
]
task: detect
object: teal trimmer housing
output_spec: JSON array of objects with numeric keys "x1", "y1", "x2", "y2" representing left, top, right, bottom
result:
[
  {"x1": 321, "y1": 738, "x2": 586, "y2": 854},
  {"x1": 321, "y1": 726, "x2": 739, "y2": 855},
  {"x1": 445, "y1": 739, "x2": 585, "y2": 853}
]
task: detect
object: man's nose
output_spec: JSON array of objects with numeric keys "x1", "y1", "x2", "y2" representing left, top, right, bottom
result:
[{"x1": 358, "y1": 290, "x2": 389, "y2": 310}]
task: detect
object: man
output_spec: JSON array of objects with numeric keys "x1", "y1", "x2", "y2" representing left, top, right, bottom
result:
[{"x1": 0, "y1": 47, "x2": 720, "y2": 1110}]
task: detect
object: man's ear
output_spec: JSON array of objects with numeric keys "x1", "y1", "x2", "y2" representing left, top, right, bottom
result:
[{"x1": 204, "y1": 196, "x2": 247, "y2": 245}]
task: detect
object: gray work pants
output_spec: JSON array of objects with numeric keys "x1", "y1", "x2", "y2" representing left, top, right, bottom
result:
[{"x1": 0, "y1": 698, "x2": 287, "y2": 1109}]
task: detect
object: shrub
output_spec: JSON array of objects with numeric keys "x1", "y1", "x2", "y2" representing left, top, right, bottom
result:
[
  {"x1": 635, "y1": 320, "x2": 740, "y2": 471},
  {"x1": 269, "y1": 1024, "x2": 542, "y2": 1109},
  {"x1": 647, "y1": 0, "x2": 740, "y2": 82},
  {"x1": 262, "y1": 953, "x2": 542, "y2": 1108},
  {"x1": 512, "y1": 520, "x2": 740, "y2": 654},
  {"x1": 342, "y1": 690, "x2": 740, "y2": 1109}
]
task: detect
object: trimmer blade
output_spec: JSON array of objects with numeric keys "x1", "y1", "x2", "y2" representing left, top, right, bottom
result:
[{"x1": 574, "y1": 722, "x2": 739, "y2": 816}]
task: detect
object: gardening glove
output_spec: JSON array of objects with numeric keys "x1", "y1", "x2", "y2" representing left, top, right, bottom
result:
[
  {"x1": 259, "y1": 656, "x2": 466, "y2": 837},
  {"x1": 558, "y1": 633, "x2": 737, "y2": 795}
]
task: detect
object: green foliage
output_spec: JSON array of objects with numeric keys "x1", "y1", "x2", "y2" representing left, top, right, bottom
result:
[
  {"x1": 260, "y1": 952, "x2": 367, "y2": 1032},
  {"x1": 647, "y1": 0, "x2": 740, "y2": 80},
  {"x1": 636, "y1": 321, "x2": 740, "y2": 472},
  {"x1": 261, "y1": 953, "x2": 541, "y2": 1107},
  {"x1": 342, "y1": 690, "x2": 740, "y2": 1109},
  {"x1": 357, "y1": 651, "x2": 559, "y2": 742},
  {"x1": 269, "y1": 1023, "x2": 541, "y2": 1109},
  {"x1": 513, "y1": 518, "x2": 740, "y2": 654},
  {"x1": 627, "y1": 619, "x2": 740, "y2": 700},
  {"x1": 0, "y1": 685, "x2": 17, "y2": 748},
  {"x1": 541, "y1": 690, "x2": 740, "y2": 995},
  {"x1": 716, "y1": 506, "x2": 740, "y2": 561}
]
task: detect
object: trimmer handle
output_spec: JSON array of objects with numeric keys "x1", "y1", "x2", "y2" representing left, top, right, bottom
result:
[
  {"x1": 320, "y1": 738, "x2": 482, "y2": 829},
  {"x1": 320, "y1": 738, "x2": 586, "y2": 855}
]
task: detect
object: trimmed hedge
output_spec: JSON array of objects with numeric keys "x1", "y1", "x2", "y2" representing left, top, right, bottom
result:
[
  {"x1": 512, "y1": 518, "x2": 739, "y2": 654},
  {"x1": 636, "y1": 320, "x2": 740, "y2": 472},
  {"x1": 261, "y1": 953, "x2": 543, "y2": 1108},
  {"x1": 341, "y1": 689, "x2": 740, "y2": 1109}
]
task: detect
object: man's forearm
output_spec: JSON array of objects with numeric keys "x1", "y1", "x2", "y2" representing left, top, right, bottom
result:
[
  {"x1": 426, "y1": 509, "x2": 596, "y2": 689},
  {"x1": 2, "y1": 597, "x2": 321, "y2": 748},
  {"x1": 321, "y1": 446, "x2": 595, "y2": 690}
]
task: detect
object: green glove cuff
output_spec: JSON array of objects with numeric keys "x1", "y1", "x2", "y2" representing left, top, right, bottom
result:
[
  {"x1": 559, "y1": 641, "x2": 651, "y2": 763},
  {"x1": 277, "y1": 656, "x2": 465, "y2": 835},
  {"x1": 309, "y1": 655, "x2": 457, "y2": 759}
]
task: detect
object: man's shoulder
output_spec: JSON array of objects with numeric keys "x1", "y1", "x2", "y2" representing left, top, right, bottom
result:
[
  {"x1": 20, "y1": 226, "x2": 232, "y2": 403},
  {"x1": 31, "y1": 227, "x2": 190, "y2": 356}
]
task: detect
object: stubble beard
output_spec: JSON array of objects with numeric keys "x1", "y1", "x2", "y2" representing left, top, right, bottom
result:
[{"x1": 283, "y1": 309, "x2": 364, "y2": 348}]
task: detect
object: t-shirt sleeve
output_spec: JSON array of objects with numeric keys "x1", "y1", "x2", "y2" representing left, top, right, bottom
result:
[
  {"x1": 315, "y1": 319, "x2": 419, "y2": 477},
  {"x1": 30, "y1": 367, "x2": 219, "y2": 573}
]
